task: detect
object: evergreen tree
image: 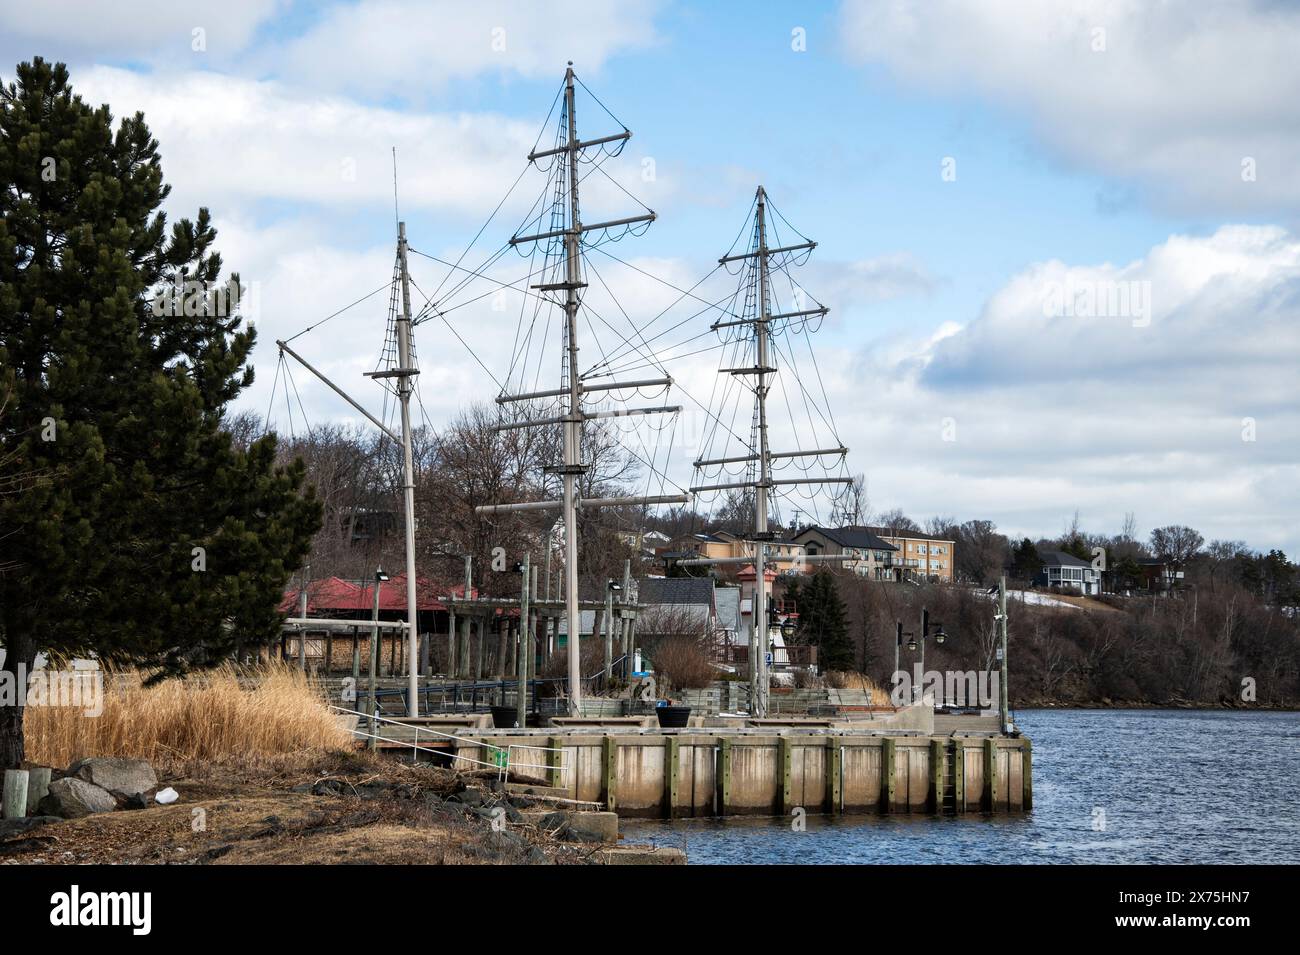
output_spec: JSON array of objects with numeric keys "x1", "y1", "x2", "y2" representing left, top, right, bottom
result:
[
  {"x1": 1010, "y1": 538, "x2": 1043, "y2": 581},
  {"x1": 797, "y1": 571, "x2": 854, "y2": 672},
  {"x1": 0, "y1": 59, "x2": 321, "y2": 766}
]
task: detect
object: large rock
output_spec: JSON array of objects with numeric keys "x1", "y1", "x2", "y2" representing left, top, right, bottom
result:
[
  {"x1": 38, "y1": 778, "x2": 116, "y2": 818},
  {"x1": 67, "y1": 757, "x2": 157, "y2": 797}
]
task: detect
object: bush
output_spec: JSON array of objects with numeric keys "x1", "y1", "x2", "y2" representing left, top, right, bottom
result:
[{"x1": 651, "y1": 636, "x2": 716, "y2": 695}]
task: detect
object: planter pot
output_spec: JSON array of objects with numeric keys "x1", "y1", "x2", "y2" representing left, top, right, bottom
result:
[
  {"x1": 656, "y1": 705, "x2": 692, "y2": 728},
  {"x1": 491, "y1": 705, "x2": 521, "y2": 729}
]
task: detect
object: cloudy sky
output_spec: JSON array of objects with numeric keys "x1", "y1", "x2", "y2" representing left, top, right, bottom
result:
[{"x1": 4, "y1": 1, "x2": 1297, "y2": 554}]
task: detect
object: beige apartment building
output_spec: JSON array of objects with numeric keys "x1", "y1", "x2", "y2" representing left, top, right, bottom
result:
[
  {"x1": 875, "y1": 529, "x2": 955, "y2": 582},
  {"x1": 788, "y1": 525, "x2": 956, "y2": 583}
]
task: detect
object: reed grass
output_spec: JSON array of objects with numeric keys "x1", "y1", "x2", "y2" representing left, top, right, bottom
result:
[{"x1": 23, "y1": 663, "x2": 351, "y2": 768}]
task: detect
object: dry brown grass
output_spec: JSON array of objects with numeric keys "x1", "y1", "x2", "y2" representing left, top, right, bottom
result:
[
  {"x1": 23, "y1": 663, "x2": 352, "y2": 769},
  {"x1": 824, "y1": 670, "x2": 889, "y2": 702}
]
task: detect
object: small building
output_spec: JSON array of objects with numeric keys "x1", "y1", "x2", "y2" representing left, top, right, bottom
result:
[
  {"x1": 1137, "y1": 558, "x2": 1186, "y2": 593},
  {"x1": 1035, "y1": 551, "x2": 1101, "y2": 595}
]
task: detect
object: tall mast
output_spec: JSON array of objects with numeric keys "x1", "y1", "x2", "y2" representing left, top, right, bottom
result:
[
  {"x1": 753, "y1": 187, "x2": 773, "y2": 718},
  {"x1": 561, "y1": 65, "x2": 584, "y2": 712},
  {"x1": 476, "y1": 64, "x2": 686, "y2": 715},
  {"x1": 396, "y1": 222, "x2": 420, "y2": 717},
  {"x1": 273, "y1": 229, "x2": 421, "y2": 717},
  {"x1": 687, "y1": 185, "x2": 852, "y2": 717}
]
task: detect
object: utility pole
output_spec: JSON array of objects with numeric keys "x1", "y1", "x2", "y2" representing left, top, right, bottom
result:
[
  {"x1": 474, "y1": 64, "x2": 681, "y2": 716},
  {"x1": 998, "y1": 575, "x2": 1011, "y2": 734},
  {"x1": 684, "y1": 185, "x2": 850, "y2": 717},
  {"x1": 516, "y1": 553, "x2": 530, "y2": 729},
  {"x1": 603, "y1": 579, "x2": 614, "y2": 681}
]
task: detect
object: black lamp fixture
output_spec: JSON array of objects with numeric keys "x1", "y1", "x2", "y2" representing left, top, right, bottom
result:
[
  {"x1": 375, "y1": 567, "x2": 390, "y2": 583},
  {"x1": 906, "y1": 632, "x2": 918, "y2": 651},
  {"x1": 780, "y1": 619, "x2": 796, "y2": 639}
]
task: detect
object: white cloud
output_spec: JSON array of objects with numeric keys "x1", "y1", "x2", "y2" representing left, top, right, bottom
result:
[
  {"x1": 265, "y1": 0, "x2": 662, "y2": 99},
  {"x1": 838, "y1": 0, "x2": 1300, "y2": 214},
  {"x1": 833, "y1": 224, "x2": 1300, "y2": 552},
  {"x1": 0, "y1": 0, "x2": 282, "y2": 65}
]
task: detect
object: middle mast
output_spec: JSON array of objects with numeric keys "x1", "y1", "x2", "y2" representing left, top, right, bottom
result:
[{"x1": 476, "y1": 64, "x2": 687, "y2": 714}]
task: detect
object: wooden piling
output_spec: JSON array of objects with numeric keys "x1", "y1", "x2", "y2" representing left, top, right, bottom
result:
[
  {"x1": 983, "y1": 737, "x2": 998, "y2": 811},
  {"x1": 1022, "y1": 738, "x2": 1033, "y2": 811},
  {"x1": 930, "y1": 738, "x2": 944, "y2": 813},
  {"x1": 2, "y1": 769, "x2": 29, "y2": 819},
  {"x1": 26, "y1": 767, "x2": 51, "y2": 810},
  {"x1": 953, "y1": 739, "x2": 966, "y2": 812},
  {"x1": 882, "y1": 738, "x2": 897, "y2": 813},
  {"x1": 602, "y1": 736, "x2": 617, "y2": 812},
  {"x1": 778, "y1": 735, "x2": 793, "y2": 814},
  {"x1": 548, "y1": 735, "x2": 565, "y2": 790},
  {"x1": 718, "y1": 737, "x2": 732, "y2": 816},
  {"x1": 826, "y1": 737, "x2": 842, "y2": 814},
  {"x1": 664, "y1": 736, "x2": 680, "y2": 819}
]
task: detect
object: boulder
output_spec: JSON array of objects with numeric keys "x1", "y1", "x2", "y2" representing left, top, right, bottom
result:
[
  {"x1": 38, "y1": 778, "x2": 116, "y2": 818},
  {"x1": 67, "y1": 757, "x2": 157, "y2": 797}
]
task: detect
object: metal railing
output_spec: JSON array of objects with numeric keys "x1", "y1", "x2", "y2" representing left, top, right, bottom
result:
[{"x1": 329, "y1": 704, "x2": 568, "y2": 784}]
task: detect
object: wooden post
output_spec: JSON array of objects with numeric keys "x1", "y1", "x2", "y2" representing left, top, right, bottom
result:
[
  {"x1": 953, "y1": 740, "x2": 966, "y2": 813},
  {"x1": 779, "y1": 735, "x2": 793, "y2": 815},
  {"x1": 497, "y1": 618, "x2": 510, "y2": 679},
  {"x1": 2, "y1": 769, "x2": 29, "y2": 819},
  {"x1": 664, "y1": 737, "x2": 680, "y2": 819},
  {"x1": 603, "y1": 736, "x2": 617, "y2": 812},
  {"x1": 447, "y1": 608, "x2": 457, "y2": 677},
  {"x1": 1022, "y1": 738, "x2": 1033, "y2": 811},
  {"x1": 549, "y1": 735, "x2": 565, "y2": 790},
  {"x1": 882, "y1": 738, "x2": 897, "y2": 813},
  {"x1": 26, "y1": 766, "x2": 51, "y2": 811},
  {"x1": 474, "y1": 617, "x2": 485, "y2": 681},
  {"x1": 826, "y1": 737, "x2": 842, "y2": 814},
  {"x1": 983, "y1": 738, "x2": 998, "y2": 811},
  {"x1": 718, "y1": 737, "x2": 732, "y2": 816},
  {"x1": 325, "y1": 632, "x2": 334, "y2": 674},
  {"x1": 929, "y1": 738, "x2": 944, "y2": 814},
  {"x1": 350, "y1": 628, "x2": 360, "y2": 687}
]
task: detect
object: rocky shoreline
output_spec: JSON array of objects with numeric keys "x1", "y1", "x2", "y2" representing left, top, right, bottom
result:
[{"x1": 0, "y1": 751, "x2": 685, "y2": 865}]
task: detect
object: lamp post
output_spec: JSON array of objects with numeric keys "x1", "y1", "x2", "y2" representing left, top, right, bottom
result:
[
  {"x1": 368, "y1": 567, "x2": 389, "y2": 747},
  {"x1": 514, "y1": 555, "x2": 530, "y2": 730},
  {"x1": 604, "y1": 579, "x2": 622, "y2": 681},
  {"x1": 906, "y1": 608, "x2": 947, "y2": 704}
]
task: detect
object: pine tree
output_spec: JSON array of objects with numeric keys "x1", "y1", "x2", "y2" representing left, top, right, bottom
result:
[
  {"x1": 0, "y1": 59, "x2": 321, "y2": 767},
  {"x1": 797, "y1": 571, "x2": 854, "y2": 672}
]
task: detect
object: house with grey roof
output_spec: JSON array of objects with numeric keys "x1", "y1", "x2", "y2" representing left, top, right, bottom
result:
[{"x1": 1035, "y1": 550, "x2": 1101, "y2": 595}]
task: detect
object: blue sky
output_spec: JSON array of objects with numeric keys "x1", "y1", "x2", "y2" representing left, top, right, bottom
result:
[{"x1": 3, "y1": 1, "x2": 1297, "y2": 554}]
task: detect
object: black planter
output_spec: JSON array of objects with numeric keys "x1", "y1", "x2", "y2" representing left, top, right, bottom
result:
[
  {"x1": 656, "y1": 705, "x2": 692, "y2": 728},
  {"x1": 491, "y1": 705, "x2": 521, "y2": 729}
]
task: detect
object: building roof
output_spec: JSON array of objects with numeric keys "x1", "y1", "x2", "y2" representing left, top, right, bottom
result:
[
  {"x1": 637, "y1": 576, "x2": 715, "y2": 606},
  {"x1": 280, "y1": 575, "x2": 454, "y2": 614},
  {"x1": 1039, "y1": 550, "x2": 1092, "y2": 568},
  {"x1": 796, "y1": 525, "x2": 898, "y2": 551}
]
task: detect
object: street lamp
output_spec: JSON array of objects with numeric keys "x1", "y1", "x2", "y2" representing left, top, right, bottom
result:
[{"x1": 905, "y1": 608, "x2": 952, "y2": 704}]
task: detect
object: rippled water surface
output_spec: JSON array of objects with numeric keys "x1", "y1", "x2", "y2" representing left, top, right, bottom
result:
[{"x1": 620, "y1": 709, "x2": 1300, "y2": 864}]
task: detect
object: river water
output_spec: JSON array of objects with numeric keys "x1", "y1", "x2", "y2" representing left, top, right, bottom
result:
[{"x1": 620, "y1": 709, "x2": 1300, "y2": 864}]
